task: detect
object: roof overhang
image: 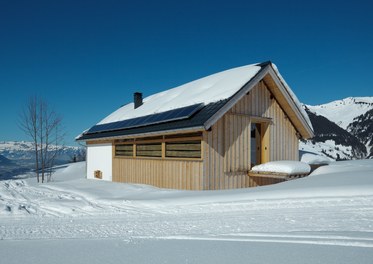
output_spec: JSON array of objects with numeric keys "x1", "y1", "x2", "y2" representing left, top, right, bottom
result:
[
  {"x1": 77, "y1": 126, "x2": 205, "y2": 142},
  {"x1": 77, "y1": 62, "x2": 314, "y2": 142}
]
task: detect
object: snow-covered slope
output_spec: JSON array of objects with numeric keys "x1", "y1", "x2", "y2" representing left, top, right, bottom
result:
[
  {"x1": 300, "y1": 108, "x2": 367, "y2": 160},
  {"x1": 301, "y1": 97, "x2": 373, "y2": 160},
  {"x1": 0, "y1": 160, "x2": 373, "y2": 264},
  {"x1": 305, "y1": 97, "x2": 373, "y2": 130}
]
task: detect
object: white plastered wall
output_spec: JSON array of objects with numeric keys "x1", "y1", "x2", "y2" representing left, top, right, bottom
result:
[{"x1": 87, "y1": 143, "x2": 112, "y2": 181}]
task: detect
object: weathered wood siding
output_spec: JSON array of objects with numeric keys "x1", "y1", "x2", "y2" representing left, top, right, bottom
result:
[
  {"x1": 203, "y1": 81, "x2": 299, "y2": 190},
  {"x1": 113, "y1": 158, "x2": 203, "y2": 190}
]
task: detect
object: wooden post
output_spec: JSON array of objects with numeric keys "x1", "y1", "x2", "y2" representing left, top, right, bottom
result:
[{"x1": 261, "y1": 122, "x2": 270, "y2": 163}]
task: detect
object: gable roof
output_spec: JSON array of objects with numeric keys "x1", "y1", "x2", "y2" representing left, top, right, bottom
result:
[{"x1": 77, "y1": 61, "x2": 314, "y2": 141}]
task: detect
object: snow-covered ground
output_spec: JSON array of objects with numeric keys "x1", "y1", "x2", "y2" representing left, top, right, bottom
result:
[{"x1": 1, "y1": 160, "x2": 373, "y2": 263}]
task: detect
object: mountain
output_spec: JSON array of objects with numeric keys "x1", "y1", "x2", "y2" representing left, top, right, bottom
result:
[
  {"x1": 347, "y1": 108, "x2": 373, "y2": 158},
  {"x1": 0, "y1": 141, "x2": 84, "y2": 161},
  {"x1": 306, "y1": 97, "x2": 373, "y2": 129},
  {"x1": 301, "y1": 97, "x2": 373, "y2": 160},
  {"x1": 300, "y1": 108, "x2": 367, "y2": 160},
  {"x1": 0, "y1": 141, "x2": 85, "y2": 179}
]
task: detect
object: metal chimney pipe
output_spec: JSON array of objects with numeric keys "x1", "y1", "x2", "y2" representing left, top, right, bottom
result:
[{"x1": 134, "y1": 92, "x2": 143, "y2": 109}]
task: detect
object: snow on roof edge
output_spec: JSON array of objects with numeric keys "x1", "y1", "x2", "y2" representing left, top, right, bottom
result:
[
  {"x1": 270, "y1": 63, "x2": 314, "y2": 134},
  {"x1": 79, "y1": 62, "x2": 313, "y2": 140}
]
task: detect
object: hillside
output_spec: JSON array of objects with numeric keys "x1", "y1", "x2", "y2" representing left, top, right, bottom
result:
[
  {"x1": 347, "y1": 108, "x2": 373, "y2": 158},
  {"x1": 305, "y1": 97, "x2": 373, "y2": 129},
  {"x1": 300, "y1": 108, "x2": 367, "y2": 159},
  {"x1": 302, "y1": 97, "x2": 373, "y2": 160}
]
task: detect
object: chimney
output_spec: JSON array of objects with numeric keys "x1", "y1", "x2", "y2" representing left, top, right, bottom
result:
[{"x1": 134, "y1": 92, "x2": 143, "y2": 109}]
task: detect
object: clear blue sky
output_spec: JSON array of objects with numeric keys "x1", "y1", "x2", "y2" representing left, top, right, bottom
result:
[{"x1": 1, "y1": 0, "x2": 372, "y2": 146}]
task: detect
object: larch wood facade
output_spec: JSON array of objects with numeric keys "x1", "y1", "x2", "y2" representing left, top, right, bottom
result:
[{"x1": 202, "y1": 80, "x2": 298, "y2": 190}]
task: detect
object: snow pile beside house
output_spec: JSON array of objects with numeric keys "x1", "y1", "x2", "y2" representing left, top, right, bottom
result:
[
  {"x1": 251, "y1": 160, "x2": 311, "y2": 175},
  {"x1": 300, "y1": 153, "x2": 333, "y2": 165}
]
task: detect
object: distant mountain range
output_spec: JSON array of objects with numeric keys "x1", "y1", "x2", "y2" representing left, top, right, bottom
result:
[
  {"x1": 0, "y1": 141, "x2": 85, "y2": 179},
  {"x1": 301, "y1": 97, "x2": 373, "y2": 160}
]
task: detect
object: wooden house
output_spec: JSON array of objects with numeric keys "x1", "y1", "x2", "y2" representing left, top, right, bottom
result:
[{"x1": 76, "y1": 61, "x2": 314, "y2": 190}]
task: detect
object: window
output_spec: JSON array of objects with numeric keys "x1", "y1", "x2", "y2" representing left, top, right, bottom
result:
[
  {"x1": 114, "y1": 132, "x2": 202, "y2": 159},
  {"x1": 166, "y1": 141, "x2": 201, "y2": 158},
  {"x1": 136, "y1": 143, "x2": 162, "y2": 157},
  {"x1": 115, "y1": 144, "x2": 133, "y2": 157}
]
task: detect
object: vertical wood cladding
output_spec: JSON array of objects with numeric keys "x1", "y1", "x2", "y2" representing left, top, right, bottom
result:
[
  {"x1": 203, "y1": 81, "x2": 299, "y2": 190},
  {"x1": 113, "y1": 158, "x2": 203, "y2": 190}
]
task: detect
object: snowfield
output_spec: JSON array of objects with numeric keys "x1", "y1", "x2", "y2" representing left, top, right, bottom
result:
[{"x1": 1, "y1": 160, "x2": 373, "y2": 263}]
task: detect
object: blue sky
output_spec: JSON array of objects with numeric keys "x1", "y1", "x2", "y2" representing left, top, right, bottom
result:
[{"x1": 1, "y1": 0, "x2": 372, "y2": 146}]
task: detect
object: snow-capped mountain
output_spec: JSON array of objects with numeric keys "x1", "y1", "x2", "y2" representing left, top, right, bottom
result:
[
  {"x1": 0, "y1": 141, "x2": 84, "y2": 161},
  {"x1": 305, "y1": 97, "x2": 373, "y2": 129},
  {"x1": 301, "y1": 97, "x2": 373, "y2": 160}
]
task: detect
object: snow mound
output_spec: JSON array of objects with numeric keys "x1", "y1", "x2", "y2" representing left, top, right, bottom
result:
[
  {"x1": 301, "y1": 153, "x2": 333, "y2": 165},
  {"x1": 251, "y1": 160, "x2": 311, "y2": 175}
]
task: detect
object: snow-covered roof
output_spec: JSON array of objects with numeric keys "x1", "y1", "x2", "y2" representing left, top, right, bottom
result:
[
  {"x1": 98, "y1": 63, "x2": 261, "y2": 125},
  {"x1": 78, "y1": 61, "x2": 314, "y2": 140}
]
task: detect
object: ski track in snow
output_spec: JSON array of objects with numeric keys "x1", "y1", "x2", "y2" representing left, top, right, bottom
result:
[{"x1": 1, "y1": 178, "x2": 373, "y2": 248}]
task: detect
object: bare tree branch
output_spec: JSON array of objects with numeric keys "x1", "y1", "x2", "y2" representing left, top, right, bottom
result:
[{"x1": 19, "y1": 96, "x2": 65, "y2": 183}]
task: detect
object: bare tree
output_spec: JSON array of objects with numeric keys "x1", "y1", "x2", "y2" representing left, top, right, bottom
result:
[
  {"x1": 19, "y1": 96, "x2": 40, "y2": 182},
  {"x1": 19, "y1": 96, "x2": 65, "y2": 183}
]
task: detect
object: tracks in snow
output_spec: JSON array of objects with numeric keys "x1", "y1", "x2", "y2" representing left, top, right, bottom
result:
[
  {"x1": 0, "y1": 179, "x2": 155, "y2": 217},
  {"x1": 1, "y1": 179, "x2": 373, "y2": 248},
  {"x1": 159, "y1": 233, "x2": 373, "y2": 248},
  {"x1": 1, "y1": 195, "x2": 373, "y2": 248}
]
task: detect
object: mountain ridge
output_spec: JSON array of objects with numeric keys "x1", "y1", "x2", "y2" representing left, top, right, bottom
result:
[{"x1": 305, "y1": 97, "x2": 373, "y2": 129}]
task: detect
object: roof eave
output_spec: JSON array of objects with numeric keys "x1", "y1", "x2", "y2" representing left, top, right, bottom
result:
[{"x1": 76, "y1": 126, "x2": 206, "y2": 142}]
